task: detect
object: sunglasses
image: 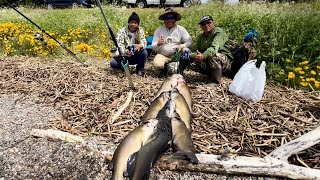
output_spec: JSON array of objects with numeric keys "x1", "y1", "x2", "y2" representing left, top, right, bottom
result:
[
  {"x1": 200, "y1": 21, "x2": 212, "y2": 26},
  {"x1": 164, "y1": 15, "x2": 176, "y2": 20}
]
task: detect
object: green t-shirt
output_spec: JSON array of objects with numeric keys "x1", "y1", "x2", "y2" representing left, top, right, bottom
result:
[{"x1": 190, "y1": 27, "x2": 233, "y2": 61}]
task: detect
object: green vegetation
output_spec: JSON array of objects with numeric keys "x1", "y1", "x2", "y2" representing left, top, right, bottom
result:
[{"x1": 0, "y1": 2, "x2": 319, "y2": 89}]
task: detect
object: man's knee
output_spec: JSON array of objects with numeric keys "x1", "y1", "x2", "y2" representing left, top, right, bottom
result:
[
  {"x1": 110, "y1": 58, "x2": 122, "y2": 69},
  {"x1": 153, "y1": 54, "x2": 168, "y2": 70}
]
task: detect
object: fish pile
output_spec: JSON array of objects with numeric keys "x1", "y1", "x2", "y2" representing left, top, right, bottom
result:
[{"x1": 109, "y1": 74, "x2": 199, "y2": 180}]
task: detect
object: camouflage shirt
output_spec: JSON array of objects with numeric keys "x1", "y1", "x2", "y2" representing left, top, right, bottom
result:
[{"x1": 114, "y1": 26, "x2": 147, "y2": 56}]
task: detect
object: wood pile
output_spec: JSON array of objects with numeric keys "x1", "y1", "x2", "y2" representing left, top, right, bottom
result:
[{"x1": 1, "y1": 57, "x2": 319, "y2": 170}]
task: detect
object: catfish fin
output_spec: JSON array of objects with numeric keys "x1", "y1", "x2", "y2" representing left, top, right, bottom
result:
[
  {"x1": 126, "y1": 151, "x2": 138, "y2": 177},
  {"x1": 173, "y1": 151, "x2": 199, "y2": 164}
]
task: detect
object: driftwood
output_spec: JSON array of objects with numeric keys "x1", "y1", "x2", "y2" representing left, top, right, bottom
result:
[
  {"x1": 110, "y1": 90, "x2": 133, "y2": 124},
  {"x1": 30, "y1": 128, "x2": 85, "y2": 143},
  {"x1": 31, "y1": 126, "x2": 320, "y2": 179}
]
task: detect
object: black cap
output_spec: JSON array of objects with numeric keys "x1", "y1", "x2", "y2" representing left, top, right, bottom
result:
[
  {"x1": 128, "y1": 12, "x2": 140, "y2": 25},
  {"x1": 199, "y1": 15, "x2": 213, "y2": 24}
]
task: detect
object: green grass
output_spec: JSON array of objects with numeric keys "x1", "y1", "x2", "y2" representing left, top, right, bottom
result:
[{"x1": 1, "y1": 2, "x2": 320, "y2": 87}]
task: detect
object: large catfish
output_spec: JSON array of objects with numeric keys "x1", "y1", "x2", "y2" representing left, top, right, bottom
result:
[
  {"x1": 140, "y1": 91, "x2": 170, "y2": 124},
  {"x1": 153, "y1": 74, "x2": 184, "y2": 99},
  {"x1": 170, "y1": 90, "x2": 193, "y2": 132},
  {"x1": 109, "y1": 119, "x2": 158, "y2": 180},
  {"x1": 128, "y1": 103, "x2": 172, "y2": 180},
  {"x1": 171, "y1": 115, "x2": 198, "y2": 164}
]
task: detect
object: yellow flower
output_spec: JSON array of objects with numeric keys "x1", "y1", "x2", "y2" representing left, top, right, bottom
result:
[
  {"x1": 299, "y1": 71, "x2": 305, "y2": 75},
  {"x1": 288, "y1": 72, "x2": 295, "y2": 79},
  {"x1": 294, "y1": 67, "x2": 302, "y2": 72},
  {"x1": 311, "y1": 70, "x2": 316, "y2": 75},
  {"x1": 304, "y1": 66, "x2": 309, "y2": 70},
  {"x1": 299, "y1": 76, "x2": 304, "y2": 79},
  {"x1": 306, "y1": 78, "x2": 311, "y2": 82},
  {"x1": 315, "y1": 81, "x2": 320, "y2": 88},
  {"x1": 301, "y1": 60, "x2": 309, "y2": 65},
  {"x1": 317, "y1": 66, "x2": 320, "y2": 69},
  {"x1": 300, "y1": 82, "x2": 309, "y2": 87},
  {"x1": 301, "y1": 79, "x2": 305, "y2": 82},
  {"x1": 76, "y1": 43, "x2": 93, "y2": 52},
  {"x1": 285, "y1": 59, "x2": 291, "y2": 63}
]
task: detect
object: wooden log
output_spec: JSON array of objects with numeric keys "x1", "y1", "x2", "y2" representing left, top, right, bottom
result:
[
  {"x1": 267, "y1": 126, "x2": 320, "y2": 162},
  {"x1": 30, "y1": 128, "x2": 84, "y2": 143},
  {"x1": 154, "y1": 154, "x2": 320, "y2": 180},
  {"x1": 110, "y1": 90, "x2": 133, "y2": 124}
]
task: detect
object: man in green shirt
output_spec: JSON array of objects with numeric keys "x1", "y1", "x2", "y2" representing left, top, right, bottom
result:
[{"x1": 189, "y1": 15, "x2": 233, "y2": 84}]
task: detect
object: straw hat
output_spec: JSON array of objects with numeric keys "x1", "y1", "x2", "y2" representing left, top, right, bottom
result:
[{"x1": 159, "y1": 8, "x2": 181, "y2": 21}]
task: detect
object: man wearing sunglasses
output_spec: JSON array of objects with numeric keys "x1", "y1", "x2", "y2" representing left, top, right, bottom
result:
[
  {"x1": 151, "y1": 8, "x2": 192, "y2": 75},
  {"x1": 189, "y1": 15, "x2": 233, "y2": 84}
]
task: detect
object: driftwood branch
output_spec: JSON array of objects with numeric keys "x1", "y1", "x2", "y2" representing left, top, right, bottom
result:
[
  {"x1": 155, "y1": 154, "x2": 320, "y2": 180},
  {"x1": 30, "y1": 128, "x2": 84, "y2": 142},
  {"x1": 111, "y1": 90, "x2": 133, "y2": 124},
  {"x1": 267, "y1": 125, "x2": 320, "y2": 162}
]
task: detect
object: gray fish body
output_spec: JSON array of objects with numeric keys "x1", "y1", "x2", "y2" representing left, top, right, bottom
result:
[
  {"x1": 171, "y1": 91, "x2": 192, "y2": 132},
  {"x1": 141, "y1": 91, "x2": 170, "y2": 124},
  {"x1": 130, "y1": 110, "x2": 172, "y2": 180},
  {"x1": 154, "y1": 74, "x2": 184, "y2": 99},
  {"x1": 176, "y1": 81, "x2": 193, "y2": 112},
  {"x1": 110, "y1": 119, "x2": 158, "y2": 180},
  {"x1": 171, "y1": 116, "x2": 198, "y2": 164}
]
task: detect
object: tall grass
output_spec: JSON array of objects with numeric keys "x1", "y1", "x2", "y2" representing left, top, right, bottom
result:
[{"x1": 1, "y1": 2, "x2": 319, "y2": 89}]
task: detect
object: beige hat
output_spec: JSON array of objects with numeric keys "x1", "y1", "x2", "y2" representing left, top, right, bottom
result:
[{"x1": 159, "y1": 8, "x2": 181, "y2": 21}]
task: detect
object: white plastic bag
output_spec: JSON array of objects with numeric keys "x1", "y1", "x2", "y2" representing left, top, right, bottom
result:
[{"x1": 229, "y1": 60, "x2": 266, "y2": 102}]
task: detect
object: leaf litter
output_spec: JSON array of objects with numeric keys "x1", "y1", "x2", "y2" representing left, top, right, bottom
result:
[{"x1": 0, "y1": 56, "x2": 319, "y2": 173}]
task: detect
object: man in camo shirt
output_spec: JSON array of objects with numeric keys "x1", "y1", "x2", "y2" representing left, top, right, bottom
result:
[
  {"x1": 110, "y1": 12, "x2": 147, "y2": 76},
  {"x1": 189, "y1": 15, "x2": 233, "y2": 84}
]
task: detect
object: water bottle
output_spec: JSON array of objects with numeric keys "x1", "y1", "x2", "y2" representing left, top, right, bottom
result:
[
  {"x1": 131, "y1": 44, "x2": 135, "y2": 54},
  {"x1": 184, "y1": 50, "x2": 189, "y2": 60}
]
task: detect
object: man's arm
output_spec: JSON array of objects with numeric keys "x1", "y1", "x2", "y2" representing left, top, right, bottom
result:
[
  {"x1": 179, "y1": 26, "x2": 192, "y2": 48},
  {"x1": 115, "y1": 27, "x2": 128, "y2": 56},
  {"x1": 203, "y1": 31, "x2": 228, "y2": 59},
  {"x1": 190, "y1": 35, "x2": 201, "y2": 59},
  {"x1": 151, "y1": 28, "x2": 161, "y2": 52},
  {"x1": 138, "y1": 27, "x2": 147, "y2": 49}
]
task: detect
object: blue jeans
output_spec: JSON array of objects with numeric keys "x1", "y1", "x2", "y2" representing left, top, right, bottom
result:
[{"x1": 110, "y1": 49, "x2": 147, "y2": 72}]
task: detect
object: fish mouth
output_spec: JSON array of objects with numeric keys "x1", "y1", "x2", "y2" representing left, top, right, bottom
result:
[{"x1": 144, "y1": 118, "x2": 158, "y2": 127}]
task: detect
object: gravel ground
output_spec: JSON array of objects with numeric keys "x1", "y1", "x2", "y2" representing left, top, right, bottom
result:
[{"x1": 0, "y1": 93, "x2": 283, "y2": 180}]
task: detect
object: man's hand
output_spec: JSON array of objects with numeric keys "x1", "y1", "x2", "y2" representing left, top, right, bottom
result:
[
  {"x1": 176, "y1": 44, "x2": 184, "y2": 52},
  {"x1": 243, "y1": 42, "x2": 252, "y2": 49},
  {"x1": 134, "y1": 44, "x2": 143, "y2": 51},
  {"x1": 127, "y1": 49, "x2": 133, "y2": 57},
  {"x1": 195, "y1": 50, "x2": 204, "y2": 62},
  {"x1": 157, "y1": 35, "x2": 164, "y2": 47}
]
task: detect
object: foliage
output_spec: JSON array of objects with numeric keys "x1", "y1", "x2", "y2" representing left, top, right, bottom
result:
[{"x1": 0, "y1": 2, "x2": 320, "y2": 90}]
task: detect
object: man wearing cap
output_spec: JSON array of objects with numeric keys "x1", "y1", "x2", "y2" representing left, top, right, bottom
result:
[
  {"x1": 151, "y1": 8, "x2": 192, "y2": 75},
  {"x1": 110, "y1": 12, "x2": 147, "y2": 76},
  {"x1": 189, "y1": 15, "x2": 233, "y2": 84}
]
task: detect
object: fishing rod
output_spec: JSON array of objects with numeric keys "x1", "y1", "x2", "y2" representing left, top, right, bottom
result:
[
  {"x1": 95, "y1": 0, "x2": 135, "y2": 90},
  {"x1": 4, "y1": 0, "x2": 84, "y2": 65}
]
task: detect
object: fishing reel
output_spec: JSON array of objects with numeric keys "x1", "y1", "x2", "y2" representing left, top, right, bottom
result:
[
  {"x1": 166, "y1": 49, "x2": 190, "y2": 75},
  {"x1": 34, "y1": 32, "x2": 47, "y2": 45}
]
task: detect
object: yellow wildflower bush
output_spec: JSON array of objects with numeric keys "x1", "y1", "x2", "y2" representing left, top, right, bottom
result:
[
  {"x1": 285, "y1": 59, "x2": 320, "y2": 90},
  {"x1": 0, "y1": 22, "x2": 114, "y2": 60}
]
